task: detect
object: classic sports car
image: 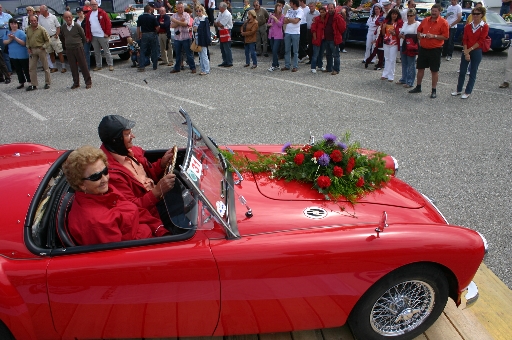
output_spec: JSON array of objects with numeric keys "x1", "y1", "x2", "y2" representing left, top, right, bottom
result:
[{"x1": 0, "y1": 109, "x2": 486, "y2": 340}]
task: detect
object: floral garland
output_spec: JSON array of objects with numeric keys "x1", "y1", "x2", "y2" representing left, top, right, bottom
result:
[
  {"x1": 223, "y1": 133, "x2": 392, "y2": 203},
  {"x1": 125, "y1": 5, "x2": 136, "y2": 13},
  {"x1": 503, "y1": 13, "x2": 512, "y2": 22}
]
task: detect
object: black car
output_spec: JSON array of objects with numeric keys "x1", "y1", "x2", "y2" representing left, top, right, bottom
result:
[{"x1": 231, "y1": 7, "x2": 274, "y2": 44}]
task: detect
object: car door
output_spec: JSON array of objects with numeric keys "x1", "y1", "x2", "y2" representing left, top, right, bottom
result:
[{"x1": 46, "y1": 231, "x2": 220, "y2": 339}]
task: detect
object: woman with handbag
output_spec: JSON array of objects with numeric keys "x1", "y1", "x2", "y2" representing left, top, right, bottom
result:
[
  {"x1": 241, "y1": 10, "x2": 259, "y2": 69},
  {"x1": 397, "y1": 8, "x2": 419, "y2": 88},
  {"x1": 193, "y1": 5, "x2": 211, "y2": 75},
  {"x1": 380, "y1": 8, "x2": 403, "y2": 82},
  {"x1": 452, "y1": 6, "x2": 489, "y2": 99}
]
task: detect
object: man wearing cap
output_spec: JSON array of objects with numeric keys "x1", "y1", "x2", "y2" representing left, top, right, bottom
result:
[
  {"x1": 98, "y1": 115, "x2": 186, "y2": 233},
  {"x1": 409, "y1": 4, "x2": 448, "y2": 98},
  {"x1": 38, "y1": 5, "x2": 67, "y2": 73},
  {"x1": 61, "y1": 11, "x2": 91, "y2": 89},
  {"x1": 85, "y1": 0, "x2": 114, "y2": 71}
]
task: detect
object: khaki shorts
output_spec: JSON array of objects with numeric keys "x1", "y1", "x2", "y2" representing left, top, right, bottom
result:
[{"x1": 46, "y1": 36, "x2": 63, "y2": 54}]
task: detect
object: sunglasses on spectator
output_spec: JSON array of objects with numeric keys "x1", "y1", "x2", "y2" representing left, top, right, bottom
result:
[
  {"x1": 472, "y1": 12, "x2": 482, "y2": 15},
  {"x1": 83, "y1": 167, "x2": 108, "y2": 181}
]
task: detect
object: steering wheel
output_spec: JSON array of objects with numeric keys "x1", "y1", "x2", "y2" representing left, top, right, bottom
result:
[{"x1": 164, "y1": 145, "x2": 178, "y2": 176}]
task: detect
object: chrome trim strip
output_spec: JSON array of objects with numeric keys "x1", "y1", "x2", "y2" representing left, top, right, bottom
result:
[
  {"x1": 476, "y1": 231, "x2": 489, "y2": 254},
  {"x1": 464, "y1": 281, "x2": 479, "y2": 307},
  {"x1": 421, "y1": 193, "x2": 448, "y2": 224},
  {"x1": 391, "y1": 155, "x2": 398, "y2": 173}
]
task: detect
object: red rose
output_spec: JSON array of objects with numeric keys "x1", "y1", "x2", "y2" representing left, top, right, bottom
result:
[
  {"x1": 294, "y1": 153, "x2": 305, "y2": 165},
  {"x1": 317, "y1": 176, "x2": 331, "y2": 188},
  {"x1": 330, "y1": 149, "x2": 343, "y2": 163},
  {"x1": 333, "y1": 166, "x2": 343, "y2": 177},
  {"x1": 356, "y1": 177, "x2": 365, "y2": 187},
  {"x1": 346, "y1": 157, "x2": 355, "y2": 173},
  {"x1": 313, "y1": 150, "x2": 324, "y2": 159}
]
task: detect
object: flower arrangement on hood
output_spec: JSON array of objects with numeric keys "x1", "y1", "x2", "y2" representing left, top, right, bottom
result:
[{"x1": 223, "y1": 133, "x2": 392, "y2": 203}]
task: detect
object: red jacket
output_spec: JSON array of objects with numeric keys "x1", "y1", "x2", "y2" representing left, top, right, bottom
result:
[
  {"x1": 101, "y1": 144, "x2": 164, "y2": 218},
  {"x1": 324, "y1": 12, "x2": 346, "y2": 46},
  {"x1": 311, "y1": 15, "x2": 326, "y2": 46},
  {"x1": 462, "y1": 22, "x2": 489, "y2": 51},
  {"x1": 85, "y1": 8, "x2": 112, "y2": 41},
  {"x1": 68, "y1": 186, "x2": 166, "y2": 246}
]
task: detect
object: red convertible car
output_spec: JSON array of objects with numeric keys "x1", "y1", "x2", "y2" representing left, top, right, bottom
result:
[{"x1": 0, "y1": 109, "x2": 486, "y2": 340}]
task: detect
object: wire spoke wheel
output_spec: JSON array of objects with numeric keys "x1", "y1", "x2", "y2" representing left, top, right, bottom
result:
[{"x1": 370, "y1": 280, "x2": 435, "y2": 336}]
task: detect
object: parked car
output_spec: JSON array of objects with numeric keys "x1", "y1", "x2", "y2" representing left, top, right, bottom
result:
[
  {"x1": 406, "y1": 0, "x2": 436, "y2": 15},
  {"x1": 0, "y1": 108, "x2": 486, "y2": 340},
  {"x1": 12, "y1": 4, "x2": 63, "y2": 28},
  {"x1": 231, "y1": 7, "x2": 274, "y2": 44}
]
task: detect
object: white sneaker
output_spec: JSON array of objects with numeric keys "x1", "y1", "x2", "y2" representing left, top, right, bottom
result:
[
  {"x1": 451, "y1": 91, "x2": 461, "y2": 96},
  {"x1": 311, "y1": 69, "x2": 317, "y2": 73},
  {"x1": 341, "y1": 49, "x2": 347, "y2": 53},
  {"x1": 268, "y1": 66, "x2": 275, "y2": 72},
  {"x1": 461, "y1": 93, "x2": 470, "y2": 99},
  {"x1": 466, "y1": 70, "x2": 470, "y2": 75},
  {"x1": 446, "y1": 56, "x2": 452, "y2": 61},
  {"x1": 320, "y1": 67, "x2": 326, "y2": 71}
]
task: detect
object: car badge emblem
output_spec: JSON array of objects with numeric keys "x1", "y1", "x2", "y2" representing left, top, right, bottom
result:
[{"x1": 303, "y1": 207, "x2": 328, "y2": 219}]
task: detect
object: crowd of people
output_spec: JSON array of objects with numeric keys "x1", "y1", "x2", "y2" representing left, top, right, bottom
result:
[{"x1": 0, "y1": 0, "x2": 511, "y2": 96}]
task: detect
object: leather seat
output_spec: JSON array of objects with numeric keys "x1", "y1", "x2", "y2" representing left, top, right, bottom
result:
[{"x1": 56, "y1": 192, "x2": 76, "y2": 247}]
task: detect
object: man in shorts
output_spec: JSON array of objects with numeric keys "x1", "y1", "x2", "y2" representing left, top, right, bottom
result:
[
  {"x1": 408, "y1": 4, "x2": 448, "y2": 98},
  {"x1": 38, "y1": 5, "x2": 66, "y2": 73}
]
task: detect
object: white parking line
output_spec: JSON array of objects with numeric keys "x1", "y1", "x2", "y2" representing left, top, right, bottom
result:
[
  {"x1": 0, "y1": 91, "x2": 47, "y2": 121},
  {"x1": 95, "y1": 73, "x2": 216, "y2": 110},
  {"x1": 216, "y1": 67, "x2": 385, "y2": 104}
]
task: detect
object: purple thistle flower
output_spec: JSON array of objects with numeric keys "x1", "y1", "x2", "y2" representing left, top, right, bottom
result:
[
  {"x1": 318, "y1": 153, "x2": 330, "y2": 166},
  {"x1": 323, "y1": 133, "x2": 337, "y2": 144},
  {"x1": 336, "y1": 142, "x2": 347, "y2": 150},
  {"x1": 281, "y1": 142, "x2": 292, "y2": 152}
]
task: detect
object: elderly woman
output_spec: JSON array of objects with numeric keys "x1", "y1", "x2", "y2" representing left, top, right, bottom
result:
[
  {"x1": 397, "y1": 8, "x2": 419, "y2": 88},
  {"x1": 62, "y1": 146, "x2": 169, "y2": 246},
  {"x1": 452, "y1": 6, "x2": 489, "y2": 99},
  {"x1": 241, "y1": 9, "x2": 259, "y2": 68},
  {"x1": 193, "y1": 5, "x2": 211, "y2": 75}
]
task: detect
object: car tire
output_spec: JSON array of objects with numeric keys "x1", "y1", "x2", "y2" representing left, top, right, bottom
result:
[
  {"x1": 348, "y1": 264, "x2": 449, "y2": 340},
  {"x1": 491, "y1": 47, "x2": 507, "y2": 53},
  {"x1": 118, "y1": 52, "x2": 131, "y2": 60}
]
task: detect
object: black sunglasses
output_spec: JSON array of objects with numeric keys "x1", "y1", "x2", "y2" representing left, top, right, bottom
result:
[
  {"x1": 472, "y1": 12, "x2": 482, "y2": 15},
  {"x1": 83, "y1": 167, "x2": 108, "y2": 181}
]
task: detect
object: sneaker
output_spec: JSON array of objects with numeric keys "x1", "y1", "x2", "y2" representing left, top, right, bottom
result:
[
  {"x1": 320, "y1": 67, "x2": 326, "y2": 72},
  {"x1": 446, "y1": 56, "x2": 452, "y2": 61},
  {"x1": 44, "y1": 84, "x2": 50, "y2": 90},
  {"x1": 109, "y1": 66, "x2": 114, "y2": 71},
  {"x1": 451, "y1": 91, "x2": 461, "y2": 96},
  {"x1": 466, "y1": 70, "x2": 470, "y2": 75},
  {"x1": 268, "y1": 66, "x2": 276, "y2": 72},
  {"x1": 409, "y1": 86, "x2": 422, "y2": 94},
  {"x1": 311, "y1": 69, "x2": 317, "y2": 73},
  {"x1": 92, "y1": 67, "x2": 102, "y2": 71},
  {"x1": 461, "y1": 93, "x2": 470, "y2": 99},
  {"x1": 341, "y1": 49, "x2": 347, "y2": 53}
]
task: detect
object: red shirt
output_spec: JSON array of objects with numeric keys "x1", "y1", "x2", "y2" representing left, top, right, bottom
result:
[
  {"x1": 68, "y1": 186, "x2": 166, "y2": 246},
  {"x1": 417, "y1": 15, "x2": 449, "y2": 49},
  {"x1": 462, "y1": 22, "x2": 489, "y2": 50}
]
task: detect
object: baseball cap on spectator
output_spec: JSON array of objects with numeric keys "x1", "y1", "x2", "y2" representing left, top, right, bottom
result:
[
  {"x1": 76, "y1": 7, "x2": 83, "y2": 12},
  {"x1": 381, "y1": 1, "x2": 391, "y2": 5}
]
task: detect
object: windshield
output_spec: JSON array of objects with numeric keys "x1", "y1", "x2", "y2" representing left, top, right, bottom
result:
[
  {"x1": 486, "y1": 12, "x2": 508, "y2": 24},
  {"x1": 168, "y1": 109, "x2": 240, "y2": 239}
]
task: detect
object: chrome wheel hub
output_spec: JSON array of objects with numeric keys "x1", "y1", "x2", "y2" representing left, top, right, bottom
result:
[{"x1": 370, "y1": 280, "x2": 435, "y2": 336}]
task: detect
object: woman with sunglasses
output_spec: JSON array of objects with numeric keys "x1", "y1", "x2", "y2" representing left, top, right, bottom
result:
[
  {"x1": 193, "y1": 5, "x2": 211, "y2": 75},
  {"x1": 397, "y1": 8, "x2": 419, "y2": 88},
  {"x1": 62, "y1": 146, "x2": 169, "y2": 246},
  {"x1": 452, "y1": 6, "x2": 488, "y2": 99}
]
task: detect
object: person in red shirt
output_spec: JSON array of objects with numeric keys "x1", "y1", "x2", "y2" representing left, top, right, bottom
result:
[
  {"x1": 62, "y1": 146, "x2": 169, "y2": 246},
  {"x1": 408, "y1": 4, "x2": 449, "y2": 98},
  {"x1": 451, "y1": 6, "x2": 488, "y2": 99}
]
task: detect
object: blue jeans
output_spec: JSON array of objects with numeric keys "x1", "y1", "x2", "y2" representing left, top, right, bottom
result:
[
  {"x1": 219, "y1": 41, "x2": 233, "y2": 65},
  {"x1": 0, "y1": 39, "x2": 12, "y2": 73},
  {"x1": 399, "y1": 51, "x2": 416, "y2": 86},
  {"x1": 443, "y1": 27, "x2": 456, "y2": 57},
  {"x1": 323, "y1": 40, "x2": 340, "y2": 72},
  {"x1": 198, "y1": 45, "x2": 210, "y2": 73},
  {"x1": 284, "y1": 33, "x2": 300, "y2": 69},
  {"x1": 173, "y1": 38, "x2": 196, "y2": 71},
  {"x1": 457, "y1": 49, "x2": 482, "y2": 95},
  {"x1": 83, "y1": 41, "x2": 91, "y2": 70},
  {"x1": 244, "y1": 42, "x2": 257, "y2": 66},
  {"x1": 140, "y1": 32, "x2": 159, "y2": 69},
  {"x1": 270, "y1": 38, "x2": 282, "y2": 67},
  {"x1": 310, "y1": 44, "x2": 323, "y2": 69}
]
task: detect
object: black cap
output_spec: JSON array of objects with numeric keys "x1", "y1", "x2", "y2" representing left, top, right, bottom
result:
[
  {"x1": 76, "y1": 7, "x2": 83, "y2": 12},
  {"x1": 98, "y1": 115, "x2": 136, "y2": 156}
]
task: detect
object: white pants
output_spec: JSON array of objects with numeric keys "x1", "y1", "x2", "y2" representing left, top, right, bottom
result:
[
  {"x1": 46, "y1": 54, "x2": 54, "y2": 68},
  {"x1": 382, "y1": 44, "x2": 398, "y2": 80},
  {"x1": 364, "y1": 31, "x2": 376, "y2": 62}
]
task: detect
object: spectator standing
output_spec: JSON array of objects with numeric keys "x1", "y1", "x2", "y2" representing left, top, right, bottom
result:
[
  {"x1": 3, "y1": 18, "x2": 29, "y2": 87},
  {"x1": 22, "y1": 6, "x2": 35, "y2": 31},
  {"x1": 157, "y1": 7, "x2": 173, "y2": 67},
  {"x1": 310, "y1": 6, "x2": 327, "y2": 73},
  {"x1": 85, "y1": 0, "x2": 114, "y2": 71},
  {"x1": 442, "y1": 0, "x2": 462, "y2": 61},
  {"x1": 38, "y1": 5, "x2": 67, "y2": 73},
  {"x1": 137, "y1": 5, "x2": 159, "y2": 72},
  {"x1": 322, "y1": 3, "x2": 346, "y2": 75},
  {"x1": 154, "y1": 0, "x2": 164, "y2": 8},
  {"x1": 193, "y1": 5, "x2": 211, "y2": 75},
  {"x1": 500, "y1": 0, "x2": 512, "y2": 16},
  {"x1": 364, "y1": 4, "x2": 382, "y2": 64},
  {"x1": 282, "y1": 0, "x2": 303, "y2": 72},
  {"x1": 397, "y1": 8, "x2": 419, "y2": 87},
  {"x1": 409, "y1": 4, "x2": 448, "y2": 98},
  {"x1": 214, "y1": 2, "x2": 233, "y2": 67},
  {"x1": 253, "y1": 1, "x2": 269, "y2": 57},
  {"x1": 0, "y1": 3, "x2": 12, "y2": 75},
  {"x1": 26, "y1": 15, "x2": 51, "y2": 91},
  {"x1": 170, "y1": 2, "x2": 196, "y2": 73},
  {"x1": 304, "y1": 2, "x2": 319, "y2": 64},
  {"x1": 267, "y1": 3, "x2": 285, "y2": 71},
  {"x1": 77, "y1": 7, "x2": 92, "y2": 70},
  {"x1": 297, "y1": 0, "x2": 308, "y2": 62},
  {"x1": 466, "y1": 2, "x2": 486, "y2": 24},
  {"x1": 242, "y1": 9, "x2": 258, "y2": 68},
  {"x1": 339, "y1": 0, "x2": 354, "y2": 53},
  {"x1": 452, "y1": 6, "x2": 488, "y2": 99},
  {"x1": 61, "y1": 11, "x2": 92, "y2": 89},
  {"x1": 207, "y1": 0, "x2": 215, "y2": 26},
  {"x1": 499, "y1": 47, "x2": 512, "y2": 88},
  {"x1": 380, "y1": 8, "x2": 402, "y2": 82}
]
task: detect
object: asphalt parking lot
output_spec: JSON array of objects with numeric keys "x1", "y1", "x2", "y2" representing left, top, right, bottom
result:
[{"x1": 1, "y1": 43, "x2": 511, "y2": 289}]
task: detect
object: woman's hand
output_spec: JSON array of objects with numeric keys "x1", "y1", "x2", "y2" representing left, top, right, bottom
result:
[
  {"x1": 153, "y1": 173, "x2": 176, "y2": 199},
  {"x1": 465, "y1": 53, "x2": 471, "y2": 61}
]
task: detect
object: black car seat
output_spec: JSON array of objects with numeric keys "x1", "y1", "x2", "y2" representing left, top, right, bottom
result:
[{"x1": 56, "y1": 191, "x2": 77, "y2": 247}]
